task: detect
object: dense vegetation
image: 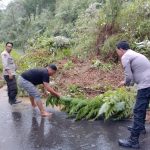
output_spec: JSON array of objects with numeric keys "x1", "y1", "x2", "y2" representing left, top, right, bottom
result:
[
  {"x1": 0, "y1": 0, "x2": 150, "y2": 120},
  {"x1": 0, "y1": 0, "x2": 149, "y2": 61}
]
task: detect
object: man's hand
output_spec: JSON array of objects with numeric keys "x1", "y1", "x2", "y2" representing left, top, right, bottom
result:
[
  {"x1": 56, "y1": 93, "x2": 61, "y2": 98},
  {"x1": 43, "y1": 82, "x2": 61, "y2": 98},
  {"x1": 118, "y1": 81, "x2": 125, "y2": 87},
  {"x1": 8, "y1": 74, "x2": 13, "y2": 80},
  {"x1": 7, "y1": 70, "x2": 13, "y2": 80}
]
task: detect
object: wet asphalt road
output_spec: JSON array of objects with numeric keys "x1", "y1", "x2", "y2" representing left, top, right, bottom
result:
[{"x1": 0, "y1": 86, "x2": 150, "y2": 150}]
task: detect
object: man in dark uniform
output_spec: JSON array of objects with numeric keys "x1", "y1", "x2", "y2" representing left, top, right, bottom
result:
[{"x1": 1, "y1": 42, "x2": 21, "y2": 105}]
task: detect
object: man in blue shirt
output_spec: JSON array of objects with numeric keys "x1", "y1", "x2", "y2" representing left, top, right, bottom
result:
[{"x1": 18, "y1": 64, "x2": 61, "y2": 117}]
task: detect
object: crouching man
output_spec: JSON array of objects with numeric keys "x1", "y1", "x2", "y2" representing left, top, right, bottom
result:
[
  {"x1": 116, "y1": 41, "x2": 150, "y2": 149},
  {"x1": 18, "y1": 64, "x2": 61, "y2": 117}
]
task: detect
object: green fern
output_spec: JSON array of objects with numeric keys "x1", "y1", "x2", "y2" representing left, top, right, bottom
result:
[{"x1": 46, "y1": 87, "x2": 135, "y2": 121}]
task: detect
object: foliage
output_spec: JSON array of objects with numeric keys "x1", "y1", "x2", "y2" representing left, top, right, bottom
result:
[
  {"x1": 96, "y1": 0, "x2": 150, "y2": 60},
  {"x1": 16, "y1": 47, "x2": 73, "y2": 74},
  {"x1": 16, "y1": 50, "x2": 53, "y2": 73},
  {"x1": 73, "y1": 2, "x2": 101, "y2": 56},
  {"x1": 0, "y1": 0, "x2": 149, "y2": 60},
  {"x1": 118, "y1": 0, "x2": 150, "y2": 41},
  {"x1": 91, "y1": 59, "x2": 113, "y2": 71},
  {"x1": 63, "y1": 60, "x2": 74, "y2": 70},
  {"x1": 98, "y1": 88, "x2": 135, "y2": 120},
  {"x1": 0, "y1": 0, "x2": 101, "y2": 50},
  {"x1": 67, "y1": 84, "x2": 85, "y2": 99},
  {"x1": 134, "y1": 40, "x2": 150, "y2": 58},
  {"x1": 28, "y1": 35, "x2": 71, "y2": 52},
  {"x1": 46, "y1": 87, "x2": 136, "y2": 121},
  {"x1": 101, "y1": 33, "x2": 134, "y2": 61},
  {"x1": 103, "y1": 0, "x2": 123, "y2": 26}
]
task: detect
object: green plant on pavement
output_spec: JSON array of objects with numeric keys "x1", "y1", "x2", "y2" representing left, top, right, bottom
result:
[{"x1": 46, "y1": 87, "x2": 136, "y2": 121}]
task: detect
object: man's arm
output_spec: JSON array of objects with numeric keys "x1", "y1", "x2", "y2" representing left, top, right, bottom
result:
[
  {"x1": 122, "y1": 57, "x2": 134, "y2": 86},
  {"x1": 43, "y1": 82, "x2": 61, "y2": 98},
  {"x1": 1, "y1": 54, "x2": 13, "y2": 79}
]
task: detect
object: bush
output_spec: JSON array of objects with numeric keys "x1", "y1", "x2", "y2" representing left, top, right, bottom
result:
[
  {"x1": 118, "y1": 0, "x2": 150, "y2": 40},
  {"x1": 28, "y1": 35, "x2": 71, "y2": 52},
  {"x1": 95, "y1": 0, "x2": 150, "y2": 61},
  {"x1": 63, "y1": 60, "x2": 74, "y2": 70},
  {"x1": 134, "y1": 40, "x2": 150, "y2": 58},
  {"x1": 16, "y1": 47, "x2": 73, "y2": 74},
  {"x1": 101, "y1": 33, "x2": 134, "y2": 61},
  {"x1": 16, "y1": 50, "x2": 53, "y2": 73},
  {"x1": 91, "y1": 59, "x2": 113, "y2": 71},
  {"x1": 72, "y1": 2, "x2": 101, "y2": 56},
  {"x1": 53, "y1": 36, "x2": 70, "y2": 49}
]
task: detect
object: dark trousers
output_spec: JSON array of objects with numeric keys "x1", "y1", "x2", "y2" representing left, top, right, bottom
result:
[
  {"x1": 4, "y1": 75, "x2": 18, "y2": 103},
  {"x1": 132, "y1": 87, "x2": 150, "y2": 137}
]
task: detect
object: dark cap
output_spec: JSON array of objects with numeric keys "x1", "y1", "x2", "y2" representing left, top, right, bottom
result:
[{"x1": 116, "y1": 41, "x2": 130, "y2": 50}]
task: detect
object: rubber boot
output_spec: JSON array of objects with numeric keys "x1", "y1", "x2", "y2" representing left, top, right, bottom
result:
[{"x1": 118, "y1": 134, "x2": 140, "y2": 149}]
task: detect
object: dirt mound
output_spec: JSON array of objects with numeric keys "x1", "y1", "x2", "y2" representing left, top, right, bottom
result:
[{"x1": 56, "y1": 58, "x2": 123, "y2": 97}]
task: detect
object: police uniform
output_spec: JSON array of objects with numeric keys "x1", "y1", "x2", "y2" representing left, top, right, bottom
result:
[{"x1": 1, "y1": 50, "x2": 18, "y2": 104}]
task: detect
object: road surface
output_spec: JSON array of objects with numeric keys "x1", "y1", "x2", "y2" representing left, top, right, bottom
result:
[{"x1": 0, "y1": 86, "x2": 150, "y2": 150}]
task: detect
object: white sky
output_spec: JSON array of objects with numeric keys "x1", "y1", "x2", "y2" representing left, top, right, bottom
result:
[{"x1": 0, "y1": 0, "x2": 13, "y2": 9}]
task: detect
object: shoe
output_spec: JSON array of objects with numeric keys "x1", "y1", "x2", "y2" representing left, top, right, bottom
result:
[
  {"x1": 9, "y1": 100, "x2": 22, "y2": 105},
  {"x1": 118, "y1": 137, "x2": 140, "y2": 149},
  {"x1": 128, "y1": 126, "x2": 146, "y2": 134}
]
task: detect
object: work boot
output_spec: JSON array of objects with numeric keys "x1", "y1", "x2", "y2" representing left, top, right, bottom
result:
[
  {"x1": 128, "y1": 126, "x2": 146, "y2": 134},
  {"x1": 118, "y1": 136, "x2": 140, "y2": 149}
]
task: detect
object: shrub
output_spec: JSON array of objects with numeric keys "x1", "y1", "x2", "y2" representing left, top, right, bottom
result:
[
  {"x1": 101, "y1": 33, "x2": 134, "y2": 61},
  {"x1": 91, "y1": 59, "x2": 113, "y2": 71},
  {"x1": 63, "y1": 60, "x2": 74, "y2": 70},
  {"x1": 134, "y1": 40, "x2": 150, "y2": 58},
  {"x1": 53, "y1": 36, "x2": 70, "y2": 49},
  {"x1": 28, "y1": 35, "x2": 71, "y2": 52},
  {"x1": 118, "y1": 0, "x2": 150, "y2": 40},
  {"x1": 73, "y1": 2, "x2": 101, "y2": 56},
  {"x1": 16, "y1": 50, "x2": 53, "y2": 73}
]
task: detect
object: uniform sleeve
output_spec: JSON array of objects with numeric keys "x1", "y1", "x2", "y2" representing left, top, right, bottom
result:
[
  {"x1": 1, "y1": 53, "x2": 10, "y2": 70},
  {"x1": 42, "y1": 72, "x2": 50, "y2": 83},
  {"x1": 121, "y1": 56, "x2": 134, "y2": 86}
]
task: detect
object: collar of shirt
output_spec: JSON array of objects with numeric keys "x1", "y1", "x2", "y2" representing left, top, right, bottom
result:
[
  {"x1": 121, "y1": 49, "x2": 133, "y2": 60},
  {"x1": 4, "y1": 50, "x2": 10, "y2": 56}
]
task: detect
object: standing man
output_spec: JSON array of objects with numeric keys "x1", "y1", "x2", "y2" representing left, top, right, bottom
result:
[
  {"x1": 18, "y1": 64, "x2": 61, "y2": 117},
  {"x1": 1, "y1": 42, "x2": 21, "y2": 105},
  {"x1": 116, "y1": 41, "x2": 150, "y2": 149}
]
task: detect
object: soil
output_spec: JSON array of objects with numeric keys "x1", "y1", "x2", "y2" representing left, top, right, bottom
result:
[{"x1": 56, "y1": 57, "x2": 124, "y2": 97}]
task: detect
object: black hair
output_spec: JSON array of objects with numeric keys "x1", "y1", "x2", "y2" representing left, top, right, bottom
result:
[
  {"x1": 6, "y1": 42, "x2": 13, "y2": 47},
  {"x1": 48, "y1": 64, "x2": 57, "y2": 71},
  {"x1": 116, "y1": 41, "x2": 130, "y2": 50}
]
